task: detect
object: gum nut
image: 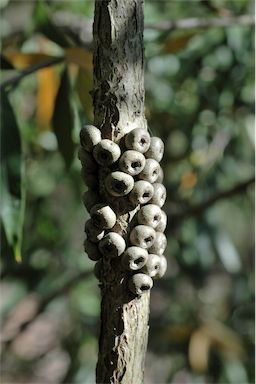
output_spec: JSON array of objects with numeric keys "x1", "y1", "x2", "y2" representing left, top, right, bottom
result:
[
  {"x1": 128, "y1": 273, "x2": 153, "y2": 296},
  {"x1": 156, "y1": 167, "x2": 164, "y2": 183},
  {"x1": 90, "y1": 204, "x2": 116, "y2": 229},
  {"x1": 155, "y1": 210, "x2": 167, "y2": 232},
  {"x1": 80, "y1": 125, "x2": 101, "y2": 152},
  {"x1": 138, "y1": 159, "x2": 160, "y2": 183},
  {"x1": 142, "y1": 254, "x2": 161, "y2": 278},
  {"x1": 99, "y1": 232, "x2": 126, "y2": 258},
  {"x1": 137, "y1": 204, "x2": 162, "y2": 229},
  {"x1": 125, "y1": 128, "x2": 151, "y2": 153},
  {"x1": 105, "y1": 171, "x2": 134, "y2": 196},
  {"x1": 94, "y1": 259, "x2": 103, "y2": 280},
  {"x1": 84, "y1": 218, "x2": 104, "y2": 243},
  {"x1": 82, "y1": 191, "x2": 100, "y2": 212},
  {"x1": 130, "y1": 225, "x2": 156, "y2": 249},
  {"x1": 122, "y1": 246, "x2": 148, "y2": 271},
  {"x1": 84, "y1": 239, "x2": 102, "y2": 261},
  {"x1": 150, "y1": 183, "x2": 166, "y2": 207},
  {"x1": 93, "y1": 139, "x2": 121, "y2": 166},
  {"x1": 119, "y1": 150, "x2": 146, "y2": 176},
  {"x1": 155, "y1": 255, "x2": 167, "y2": 279},
  {"x1": 77, "y1": 147, "x2": 97, "y2": 171},
  {"x1": 129, "y1": 180, "x2": 154, "y2": 205},
  {"x1": 81, "y1": 169, "x2": 98, "y2": 189},
  {"x1": 145, "y1": 137, "x2": 164, "y2": 162},
  {"x1": 148, "y1": 232, "x2": 167, "y2": 255}
]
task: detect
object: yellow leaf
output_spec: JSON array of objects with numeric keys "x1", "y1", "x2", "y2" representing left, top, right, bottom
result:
[
  {"x1": 189, "y1": 328, "x2": 211, "y2": 373},
  {"x1": 65, "y1": 47, "x2": 92, "y2": 70},
  {"x1": 3, "y1": 52, "x2": 57, "y2": 70},
  {"x1": 76, "y1": 67, "x2": 93, "y2": 120},
  {"x1": 163, "y1": 32, "x2": 196, "y2": 54},
  {"x1": 36, "y1": 67, "x2": 59, "y2": 130}
]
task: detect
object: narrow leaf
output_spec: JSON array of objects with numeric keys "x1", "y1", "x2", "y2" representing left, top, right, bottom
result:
[
  {"x1": 36, "y1": 67, "x2": 59, "y2": 129},
  {"x1": 0, "y1": 91, "x2": 26, "y2": 261},
  {"x1": 52, "y1": 68, "x2": 74, "y2": 168}
]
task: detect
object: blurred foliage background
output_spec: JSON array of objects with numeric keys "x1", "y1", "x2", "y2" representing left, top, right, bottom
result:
[{"x1": 0, "y1": 0, "x2": 254, "y2": 383}]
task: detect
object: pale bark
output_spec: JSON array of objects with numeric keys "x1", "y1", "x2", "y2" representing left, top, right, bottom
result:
[{"x1": 92, "y1": 1, "x2": 150, "y2": 383}]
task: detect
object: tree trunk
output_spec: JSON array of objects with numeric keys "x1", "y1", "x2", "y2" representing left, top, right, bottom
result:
[{"x1": 92, "y1": 1, "x2": 150, "y2": 383}]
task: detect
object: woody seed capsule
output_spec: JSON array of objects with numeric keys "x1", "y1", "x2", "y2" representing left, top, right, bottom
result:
[
  {"x1": 130, "y1": 225, "x2": 156, "y2": 249},
  {"x1": 105, "y1": 171, "x2": 134, "y2": 196},
  {"x1": 99, "y1": 232, "x2": 126, "y2": 258},
  {"x1": 93, "y1": 139, "x2": 121, "y2": 166},
  {"x1": 138, "y1": 158, "x2": 160, "y2": 183},
  {"x1": 128, "y1": 273, "x2": 153, "y2": 296},
  {"x1": 125, "y1": 128, "x2": 151, "y2": 153},
  {"x1": 145, "y1": 137, "x2": 164, "y2": 162},
  {"x1": 90, "y1": 204, "x2": 116, "y2": 230},
  {"x1": 119, "y1": 150, "x2": 146, "y2": 176},
  {"x1": 129, "y1": 180, "x2": 154, "y2": 205},
  {"x1": 137, "y1": 204, "x2": 162, "y2": 229},
  {"x1": 80, "y1": 125, "x2": 101, "y2": 152}
]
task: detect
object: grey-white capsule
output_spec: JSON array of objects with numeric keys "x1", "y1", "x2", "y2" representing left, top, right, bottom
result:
[
  {"x1": 156, "y1": 167, "x2": 164, "y2": 183},
  {"x1": 148, "y1": 232, "x2": 167, "y2": 255},
  {"x1": 145, "y1": 137, "x2": 164, "y2": 162},
  {"x1": 105, "y1": 171, "x2": 134, "y2": 196},
  {"x1": 155, "y1": 210, "x2": 167, "y2": 232},
  {"x1": 119, "y1": 150, "x2": 146, "y2": 176},
  {"x1": 84, "y1": 239, "x2": 102, "y2": 261},
  {"x1": 122, "y1": 246, "x2": 148, "y2": 271},
  {"x1": 150, "y1": 183, "x2": 166, "y2": 207},
  {"x1": 78, "y1": 146, "x2": 97, "y2": 171},
  {"x1": 93, "y1": 139, "x2": 121, "y2": 166},
  {"x1": 138, "y1": 159, "x2": 160, "y2": 183},
  {"x1": 90, "y1": 204, "x2": 116, "y2": 230},
  {"x1": 81, "y1": 169, "x2": 98, "y2": 189},
  {"x1": 128, "y1": 273, "x2": 153, "y2": 296},
  {"x1": 82, "y1": 191, "x2": 100, "y2": 212},
  {"x1": 130, "y1": 225, "x2": 156, "y2": 249},
  {"x1": 99, "y1": 232, "x2": 126, "y2": 258},
  {"x1": 125, "y1": 128, "x2": 151, "y2": 153},
  {"x1": 129, "y1": 180, "x2": 154, "y2": 205},
  {"x1": 80, "y1": 125, "x2": 101, "y2": 152},
  {"x1": 155, "y1": 255, "x2": 167, "y2": 279},
  {"x1": 84, "y1": 218, "x2": 104, "y2": 243},
  {"x1": 137, "y1": 204, "x2": 162, "y2": 229},
  {"x1": 142, "y1": 254, "x2": 161, "y2": 278}
]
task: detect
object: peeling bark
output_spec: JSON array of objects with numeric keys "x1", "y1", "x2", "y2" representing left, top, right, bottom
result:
[{"x1": 92, "y1": 1, "x2": 150, "y2": 383}]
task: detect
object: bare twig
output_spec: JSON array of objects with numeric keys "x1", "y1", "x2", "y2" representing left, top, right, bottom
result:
[
  {"x1": 0, "y1": 56, "x2": 64, "y2": 90},
  {"x1": 168, "y1": 176, "x2": 255, "y2": 227},
  {"x1": 146, "y1": 14, "x2": 255, "y2": 32}
]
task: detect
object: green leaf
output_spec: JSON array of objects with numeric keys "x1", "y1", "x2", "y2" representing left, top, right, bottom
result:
[
  {"x1": 52, "y1": 68, "x2": 74, "y2": 168},
  {"x1": 0, "y1": 91, "x2": 26, "y2": 262}
]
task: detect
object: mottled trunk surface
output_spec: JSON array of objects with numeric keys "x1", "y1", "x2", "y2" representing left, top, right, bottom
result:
[{"x1": 92, "y1": 1, "x2": 150, "y2": 383}]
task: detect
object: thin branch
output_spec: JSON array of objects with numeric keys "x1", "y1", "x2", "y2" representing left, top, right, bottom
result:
[
  {"x1": 0, "y1": 56, "x2": 64, "y2": 90},
  {"x1": 168, "y1": 176, "x2": 255, "y2": 227},
  {"x1": 3, "y1": 269, "x2": 92, "y2": 345},
  {"x1": 146, "y1": 14, "x2": 255, "y2": 32}
]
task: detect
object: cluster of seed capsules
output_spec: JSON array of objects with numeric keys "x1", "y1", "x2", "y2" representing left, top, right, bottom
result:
[{"x1": 78, "y1": 125, "x2": 167, "y2": 296}]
